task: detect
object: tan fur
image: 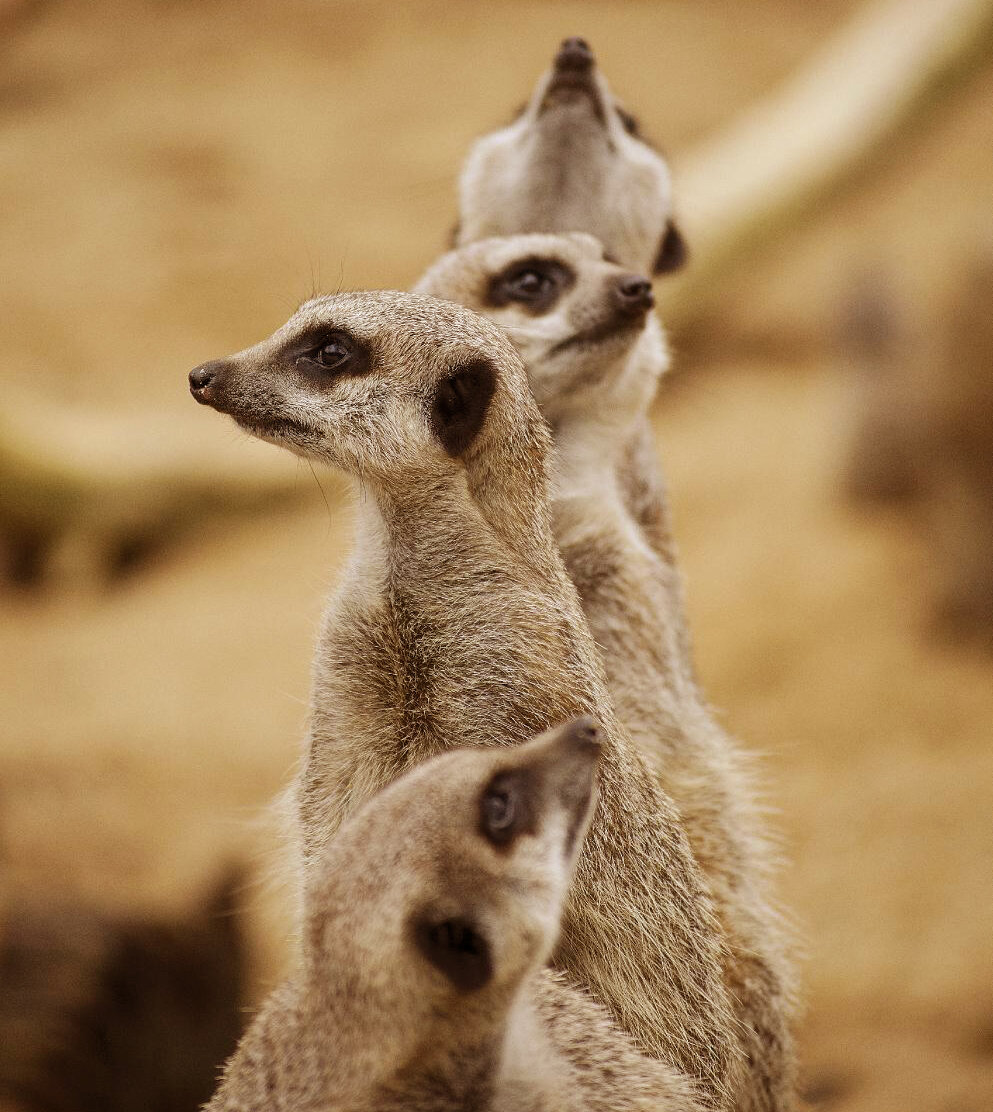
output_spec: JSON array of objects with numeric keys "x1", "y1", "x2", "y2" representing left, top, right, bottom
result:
[
  {"x1": 208, "y1": 722, "x2": 709, "y2": 1112},
  {"x1": 456, "y1": 39, "x2": 683, "y2": 279},
  {"x1": 190, "y1": 290, "x2": 741, "y2": 1106},
  {"x1": 416, "y1": 234, "x2": 798, "y2": 1112}
]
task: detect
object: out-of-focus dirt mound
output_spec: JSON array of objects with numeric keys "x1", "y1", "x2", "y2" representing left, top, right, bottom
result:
[{"x1": 1, "y1": 3, "x2": 991, "y2": 1109}]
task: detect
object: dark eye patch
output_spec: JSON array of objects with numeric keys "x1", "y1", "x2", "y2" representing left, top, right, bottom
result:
[
  {"x1": 486, "y1": 256, "x2": 575, "y2": 314},
  {"x1": 479, "y1": 769, "x2": 537, "y2": 849},
  {"x1": 289, "y1": 327, "x2": 371, "y2": 383}
]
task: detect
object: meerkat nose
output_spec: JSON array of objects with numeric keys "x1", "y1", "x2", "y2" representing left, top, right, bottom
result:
[
  {"x1": 613, "y1": 275, "x2": 655, "y2": 315},
  {"x1": 555, "y1": 37, "x2": 594, "y2": 73},
  {"x1": 560, "y1": 715, "x2": 602, "y2": 755},
  {"x1": 189, "y1": 360, "x2": 223, "y2": 403}
]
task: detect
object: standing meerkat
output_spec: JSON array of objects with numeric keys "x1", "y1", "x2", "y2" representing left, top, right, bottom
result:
[
  {"x1": 416, "y1": 233, "x2": 798, "y2": 1112},
  {"x1": 455, "y1": 37, "x2": 693, "y2": 654},
  {"x1": 208, "y1": 719, "x2": 709, "y2": 1112},
  {"x1": 189, "y1": 289, "x2": 741, "y2": 1105}
]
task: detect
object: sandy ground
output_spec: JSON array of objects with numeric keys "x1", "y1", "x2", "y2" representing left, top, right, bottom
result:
[{"x1": 1, "y1": 2, "x2": 992, "y2": 1109}]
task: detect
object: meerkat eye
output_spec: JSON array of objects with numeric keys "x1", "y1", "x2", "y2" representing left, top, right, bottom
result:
[
  {"x1": 508, "y1": 270, "x2": 550, "y2": 299},
  {"x1": 488, "y1": 258, "x2": 574, "y2": 313},
  {"x1": 615, "y1": 105, "x2": 640, "y2": 136},
  {"x1": 313, "y1": 335, "x2": 353, "y2": 370},
  {"x1": 479, "y1": 770, "x2": 535, "y2": 848},
  {"x1": 483, "y1": 788, "x2": 515, "y2": 832}
]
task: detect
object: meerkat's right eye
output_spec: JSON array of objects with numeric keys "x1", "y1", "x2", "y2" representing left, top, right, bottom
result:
[
  {"x1": 483, "y1": 789, "x2": 515, "y2": 833},
  {"x1": 313, "y1": 335, "x2": 353, "y2": 370},
  {"x1": 488, "y1": 258, "x2": 574, "y2": 313},
  {"x1": 479, "y1": 770, "x2": 535, "y2": 847}
]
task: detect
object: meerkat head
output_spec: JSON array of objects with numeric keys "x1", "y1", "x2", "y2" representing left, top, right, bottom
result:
[
  {"x1": 302, "y1": 717, "x2": 601, "y2": 1043},
  {"x1": 189, "y1": 290, "x2": 542, "y2": 483},
  {"x1": 456, "y1": 37, "x2": 686, "y2": 278},
  {"x1": 416, "y1": 232, "x2": 667, "y2": 431}
]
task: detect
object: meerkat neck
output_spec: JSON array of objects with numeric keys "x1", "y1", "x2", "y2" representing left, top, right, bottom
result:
[{"x1": 357, "y1": 458, "x2": 559, "y2": 579}]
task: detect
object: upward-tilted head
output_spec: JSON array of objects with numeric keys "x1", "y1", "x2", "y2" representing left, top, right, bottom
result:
[
  {"x1": 207, "y1": 718, "x2": 603, "y2": 1112},
  {"x1": 457, "y1": 37, "x2": 686, "y2": 277},
  {"x1": 416, "y1": 232, "x2": 667, "y2": 432},
  {"x1": 188, "y1": 290, "x2": 545, "y2": 481},
  {"x1": 306, "y1": 716, "x2": 601, "y2": 1018}
]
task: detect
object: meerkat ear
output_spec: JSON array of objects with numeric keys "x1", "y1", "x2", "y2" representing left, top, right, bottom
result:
[
  {"x1": 447, "y1": 219, "x2": 462, "y2": 248},
  {"x1": 431, "y1": 360, "x2": 497, "y2": 458},
  {"x1": 412, "y1": 915, "x2": 493, "y2": 992},
  {"x1": 653, "y1": 218, "x2": 688, "y2": 275}
]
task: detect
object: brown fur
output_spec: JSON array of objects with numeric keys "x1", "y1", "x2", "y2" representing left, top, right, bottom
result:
[
  {"x1": 208, "y1": 722, "x2": 708, "y2": 1112},
  {"x1": 416, "y1": 234, "x2": 799, "y2": 1112},
  {"x1": 190, "y1": 290, "x2": 741, "y2": 1106}
]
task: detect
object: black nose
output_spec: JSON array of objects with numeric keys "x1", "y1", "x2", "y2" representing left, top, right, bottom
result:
[
  {"x1": 555, "y1": 37, "x2": 594, "y2": 72},
  {"x1": 189, "y1": 360, "x2": 224, "y2": 402},
  {"x1": 613, "y1": 274, "x2": 654, "y2": 315}
]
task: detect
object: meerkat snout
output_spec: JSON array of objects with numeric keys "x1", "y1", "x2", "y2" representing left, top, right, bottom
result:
[
  {"x1": 188, "y1": 359, "x2": 227, "y2": 405},
  {"x1": 613, "y1": 273, "x2": 655, "y2": 315},
  {"x1": 555, "y1": 37, "x2": 594, "y2": 70}
]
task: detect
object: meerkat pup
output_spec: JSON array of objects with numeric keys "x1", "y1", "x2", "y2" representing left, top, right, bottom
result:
[
  {"x1": 189, "y1": 290, "x2": 741, "y2": 1105},
  {"x1": 416, "y1": 234, "x2": 798, "y2": 1112},
  {"x1": 456, "y1": 37, "x2": 687, "y2": 279},
  {"x1": 208, "y1": 719, "x2": 709, "y2": 1112}
]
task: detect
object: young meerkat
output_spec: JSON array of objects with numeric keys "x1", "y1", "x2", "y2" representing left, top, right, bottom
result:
[
  {"x1": 189, "y1": 290, "x2": 740, "y2": 1105},
  {"x1": 416, "y1": 233, "x2": 798, "y2": 1112},
  {"x1": 208, "y1": 719, "x2": 708, "y2": 1112}
]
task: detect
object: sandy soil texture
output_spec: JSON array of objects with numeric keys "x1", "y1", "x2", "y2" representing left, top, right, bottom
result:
[{"x1": 1, "y1": 2, "x2": 991, "y2": 1109}]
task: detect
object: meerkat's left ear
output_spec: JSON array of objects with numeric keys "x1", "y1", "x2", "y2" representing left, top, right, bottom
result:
[
  {"x1": 653, "y1": 218, "x2": 688, "y2": 275},
  {"x1": 431, "y1": 360, "x2": 497, "y2": 457}
]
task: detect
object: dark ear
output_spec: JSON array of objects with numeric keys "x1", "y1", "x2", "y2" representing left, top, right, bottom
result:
[
  {"x1": 412, "y1": 916, "x2": 493, "y2": 992},
  {"x1": 653, "y1": 218, "x2": 688, "y2": 275},
  {"x1": 431, "y1": 359, "x2": 496, "y2": 458},
  {"x1": 448, "y1": 219, "x2": 462, "y2": 248}
]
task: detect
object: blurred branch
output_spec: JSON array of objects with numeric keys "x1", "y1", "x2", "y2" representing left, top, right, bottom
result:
[
  {"x1": 0, "y1": 396, "x2": 313, "y2": 587},
  {"x1": 4, "y1": 0, "x2": 992, "y2": 587},
  {"x1": 667, "y1": 0, "x2": 993, "y2": 332}
]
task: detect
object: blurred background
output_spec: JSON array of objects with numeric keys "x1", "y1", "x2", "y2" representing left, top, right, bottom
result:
[{"x1": 1, "y1": 1, "x2": 991, "y2": 1109}]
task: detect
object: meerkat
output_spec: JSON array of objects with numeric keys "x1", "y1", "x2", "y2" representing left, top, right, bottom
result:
[
  {"x1": 189, "y1": 289, "x2": 741, "y2": 1105},
  {"x1": 415, "y1": 233, "x2": 798, "y2": 1112},
  {"x1": 455, "y1": 36, "x2": 693, "y2": 662},
  {"x1": 456, "y1": 37, "x2": 687, "y2": 280},
  {"x1": 208, "y1": 719, "x2": 711, "y2": 1112}
]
